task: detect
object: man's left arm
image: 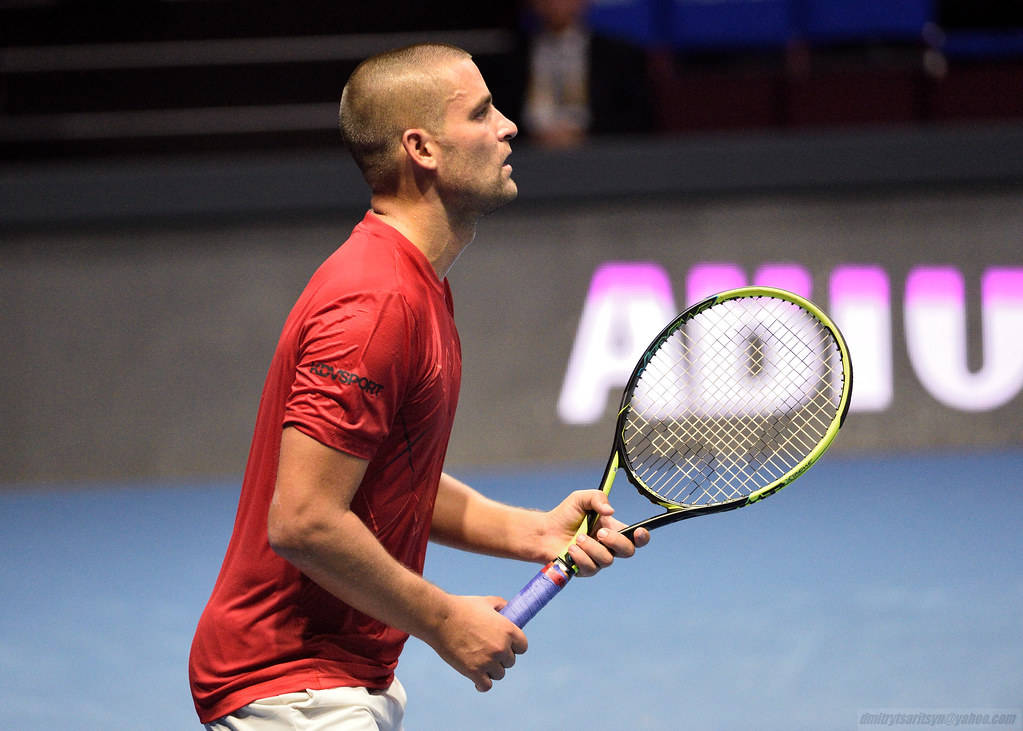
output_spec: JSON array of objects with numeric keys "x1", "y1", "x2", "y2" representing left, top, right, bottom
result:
[{"x1": 430, "y1": 472, "x2": 649, "y2": 577}]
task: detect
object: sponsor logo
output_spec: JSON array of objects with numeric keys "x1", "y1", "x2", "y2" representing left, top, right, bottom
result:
[
  {"x1": 307, "y1": 361, "x2": 384, "y2": 396},
  {"x1": 558, "y1": 261, "x2": 1023, "y2": 424}
]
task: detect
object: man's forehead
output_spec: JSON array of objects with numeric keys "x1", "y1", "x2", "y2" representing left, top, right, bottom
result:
[{"x1": 441, "y1": 58, "x2": 488, "y2": 107}]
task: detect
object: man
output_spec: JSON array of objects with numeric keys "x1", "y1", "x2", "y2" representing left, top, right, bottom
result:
[
  {"x1": 489, "y1": 0, "x2": 655, "y2": 148},
  {"x1": 189, "y1": 43, "x2": 648, "y2": 730}
]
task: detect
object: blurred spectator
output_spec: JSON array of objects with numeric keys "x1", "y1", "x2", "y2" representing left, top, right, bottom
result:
[{"x1": 494, "y1": 0, "x2": 655, "y2": 148}]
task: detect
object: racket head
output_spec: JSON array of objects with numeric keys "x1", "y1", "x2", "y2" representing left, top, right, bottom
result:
[{"x1": 612, "y1": 286, "x2": 852, "y2": 524}]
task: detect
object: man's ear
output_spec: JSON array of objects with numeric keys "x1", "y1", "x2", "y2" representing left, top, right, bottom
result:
[{"x1": 401, "y1": 129, "x2": 438, "y2": 171}]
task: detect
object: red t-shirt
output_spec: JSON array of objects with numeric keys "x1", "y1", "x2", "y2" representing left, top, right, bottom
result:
[{"x1": 188, "y1": 212, "x2": 461, "y2": 723}]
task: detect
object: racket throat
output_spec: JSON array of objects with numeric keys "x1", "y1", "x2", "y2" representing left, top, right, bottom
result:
[
  {"x1": 599, "y1": 452, "x2": 620, "y2": 496},
  {"x1": 619, "y1": 499, "x2": 749, "y2": 540},
  {"x1": 560, "y1": 452, "x2": 622, "y2": 573}
]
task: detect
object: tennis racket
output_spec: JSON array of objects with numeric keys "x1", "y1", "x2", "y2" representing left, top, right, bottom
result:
[{"x1": 499, "y1": 286, "x2": 853, "y2": 628}]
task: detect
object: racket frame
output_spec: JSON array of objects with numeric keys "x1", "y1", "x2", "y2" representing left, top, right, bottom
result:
[
  {"x1": 500, "y1": 286, "x2": 852, "y2": 626},
  {"x1": 594, "y1": 285, "x2": 853, "y2": 545}
]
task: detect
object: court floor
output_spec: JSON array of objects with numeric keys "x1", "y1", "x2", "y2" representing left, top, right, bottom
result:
[{"x1": 1, "y1": 451, "x2": 1021, "y2": 730}]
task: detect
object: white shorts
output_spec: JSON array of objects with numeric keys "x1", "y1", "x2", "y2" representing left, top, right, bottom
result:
[{"x1": 204, "y1": 678, "x2": 406, "y2": 731}]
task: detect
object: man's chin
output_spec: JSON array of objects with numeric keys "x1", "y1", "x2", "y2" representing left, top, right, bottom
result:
[{"x1": 481, "y1": 182, "x2": 518, "y2": 216}]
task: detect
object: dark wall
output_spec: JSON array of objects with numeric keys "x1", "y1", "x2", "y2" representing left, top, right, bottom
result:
[{"x1": 3, "y1": 128, "x2": 1022, "y2": 485}]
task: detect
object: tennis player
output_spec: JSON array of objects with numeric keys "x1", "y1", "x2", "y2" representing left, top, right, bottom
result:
[{"x1": 188, "y1": 43, "x2": 648, "y2": 730}]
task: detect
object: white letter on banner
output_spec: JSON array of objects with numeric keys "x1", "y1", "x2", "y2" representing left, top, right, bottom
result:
[
  {"x1": 683, "y1": 261, "x2": 837, "y2": 420},
  {"x1": 830, "y1": 265, "x2": 892, "y2": 412},
  {"x1": 672, "y1": 262, "x2": 821, "y2": 420},
  {"x1": 557, "y1": 262, "x2": 678, "y2": 424},
  {"x1": 905, "y1": 266, "x2": 1023, "y2": 411}
]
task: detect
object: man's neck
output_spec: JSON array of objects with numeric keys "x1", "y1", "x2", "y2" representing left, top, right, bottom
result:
[{"x1": 369, "y1": 195, "x2": 477, "y2": 279}]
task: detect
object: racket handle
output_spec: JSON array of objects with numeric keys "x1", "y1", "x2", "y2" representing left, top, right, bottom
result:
[{"x1": 499, "y1": 559, "x2": 573, "y2": 628}]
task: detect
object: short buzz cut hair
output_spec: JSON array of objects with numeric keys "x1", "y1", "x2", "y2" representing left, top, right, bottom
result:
[{"x1": 339, "y1": 43, "x2": 472, "y2": 194}]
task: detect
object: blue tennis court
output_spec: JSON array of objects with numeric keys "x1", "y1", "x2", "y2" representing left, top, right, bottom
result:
[{"x1": 1, "y1": 451, "x2": 1021, "y2": 730}]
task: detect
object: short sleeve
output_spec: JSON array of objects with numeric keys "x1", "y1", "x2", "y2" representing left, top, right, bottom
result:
[{"x1": 284, "y1": 291, "x2": 413, "y2": 459}]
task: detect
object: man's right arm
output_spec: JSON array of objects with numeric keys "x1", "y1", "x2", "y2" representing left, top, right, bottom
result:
[{"x1": 267, "y1": 426, "x2": 527, "y2": 691}]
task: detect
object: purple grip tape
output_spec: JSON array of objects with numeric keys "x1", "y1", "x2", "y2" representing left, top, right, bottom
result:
[{"x1": 499, "y1": 560, "x2": 572, "y2": 628}]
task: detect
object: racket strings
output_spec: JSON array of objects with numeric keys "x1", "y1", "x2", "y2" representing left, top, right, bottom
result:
[{"x1": 622, "y1": 296, "x2": 844, "y2": 506}]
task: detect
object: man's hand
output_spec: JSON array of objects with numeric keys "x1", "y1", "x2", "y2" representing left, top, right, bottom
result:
[
  {"x1": 424, "y1": 594, "x2": 528, "y2": 692},
  {"x1": 544, "y1": 490, "x2": 651, "y2": 577}
]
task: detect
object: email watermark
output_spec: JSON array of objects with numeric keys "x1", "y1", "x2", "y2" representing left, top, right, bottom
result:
[{"x1": 858, "y1": 709, "x2": 1021, "y2": 729}]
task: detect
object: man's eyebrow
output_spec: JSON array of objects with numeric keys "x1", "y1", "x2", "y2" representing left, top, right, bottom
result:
[{"x1": 471, "y1": 94, "x2": 493, "y2": 115}]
